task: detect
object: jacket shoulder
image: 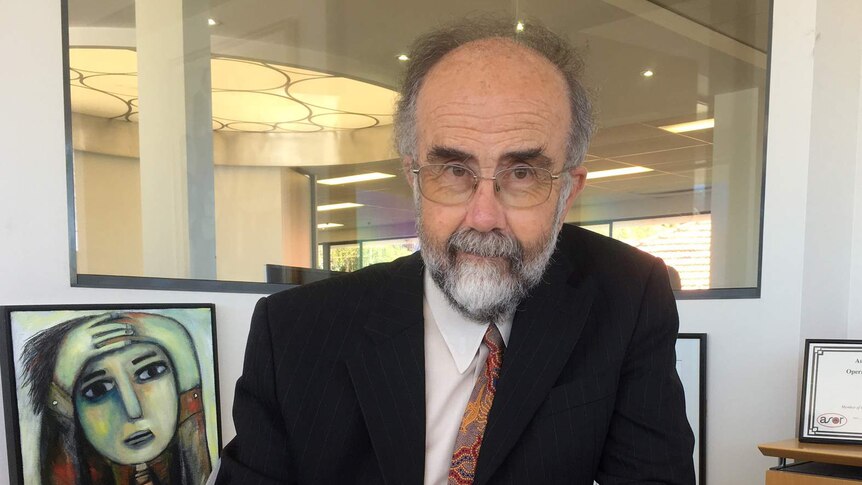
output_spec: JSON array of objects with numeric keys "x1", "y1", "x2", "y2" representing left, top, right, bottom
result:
[
  {"x1": 266, "y1": 252, "x2": 418, "y2": 307},
  {"x1": 558, "y1": 224, "x2": 666, "y2": 295}
]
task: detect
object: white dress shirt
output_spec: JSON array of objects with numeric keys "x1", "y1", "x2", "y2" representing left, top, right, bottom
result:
[{"x1": 423, "y1": 271, "x2": 513, "y2": 485}]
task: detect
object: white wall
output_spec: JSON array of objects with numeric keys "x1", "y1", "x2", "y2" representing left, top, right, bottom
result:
[{"x1": 1, "y1": 1, "x2": 860, "y2": 484}]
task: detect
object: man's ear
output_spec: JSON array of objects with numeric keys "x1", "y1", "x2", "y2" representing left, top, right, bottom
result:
[
  {"x1": 403, "y1": 156, "x2": 416, "y2": 187},
  {"x1": 566, "y1": 165, "x2": 588, "y2": 206},
  {"x1": 558, "y1": 165, "x2": 588, "y2": 229}
]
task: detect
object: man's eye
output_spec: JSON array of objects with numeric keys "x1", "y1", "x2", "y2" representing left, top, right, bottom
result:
[
  {"x1": 135, "y1": 361, "x2": 169, "y2": 382},
  {"x1": 447, "y1": 165, "x2": 469, "y2": 177},
  {"x1": 81, "y1": 379, "x2": 115, "y2": 401},
  {"x1": 511, "y1": 167, "x2": 535, "y2": 180}
]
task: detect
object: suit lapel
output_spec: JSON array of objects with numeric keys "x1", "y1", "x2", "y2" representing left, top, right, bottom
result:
[
  {"x1": 344, "y1": 253, "x2": 426, "y2": 485},
  {"x1": 475, "y1": 249, "x2": 597, "y2": 485}
]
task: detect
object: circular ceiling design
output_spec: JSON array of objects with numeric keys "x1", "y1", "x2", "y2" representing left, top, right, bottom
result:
[
  {"x1": 67, "y1": 48, "x2": 398, "y2": 133},
  {"x1": 210, "y1": 58, "x2": 287, "y2": 91},
  {"x1": 211, "y1": 91, "x2": 309, "y2": 123},
  {"x1": 275, "y1": 122, "x2": 323, "y2": 132},
  {"x1": 224, "y1": 122, "x2": 275, "y2": 132},
  {"x1": 70, "y1": 48, "x2": 138, "y2": 73},
  {"x1": 289, "y1": 77, "x2": 398, "y2": 115},
  {"x1": 311, "y1": 113, "x2": 378, "y2": 129},
  {"x1": 70, "y1": 85, "x2": 130, "y2": 118},
  {"x1": 82, "y1": 73, "x2": 138, "y2": 97}
]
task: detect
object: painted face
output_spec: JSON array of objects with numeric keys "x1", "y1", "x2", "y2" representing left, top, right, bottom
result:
[
  {"x1": 410, "y1": 39, "x2": 587, "y2": 321},
  {"x1": 74, "y1": 342, "x2": 178, "y2": 465}
]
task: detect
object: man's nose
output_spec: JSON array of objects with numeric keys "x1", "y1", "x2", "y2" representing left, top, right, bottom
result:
[
  {"x1": 464, "y1": 177, "x2": 506, "y2": 232},
  {"x1": 117, "y1": 377, "x2": 143, "y2": 420}
]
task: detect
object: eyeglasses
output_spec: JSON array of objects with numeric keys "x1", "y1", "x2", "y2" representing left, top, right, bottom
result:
[{"x1": 411, "y1": 164, "x2": 563, "y2": 208}]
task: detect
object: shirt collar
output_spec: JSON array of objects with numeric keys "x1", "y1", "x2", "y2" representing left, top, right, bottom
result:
[{"x1": 424, "y1": 270, "x2": 512, "y2": 374}]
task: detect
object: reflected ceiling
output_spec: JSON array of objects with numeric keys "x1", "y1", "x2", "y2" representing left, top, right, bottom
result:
[
  {"x1": 67, "y1": 0, "x2": 764, "y2": 235},
  {"x1": 69, "y1": 48, "x2": 397, "y2": 133}
]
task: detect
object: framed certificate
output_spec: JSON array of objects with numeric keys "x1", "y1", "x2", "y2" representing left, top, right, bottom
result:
[{"x1": 799, "y1": 339, "x2": 862, "y2": 443}]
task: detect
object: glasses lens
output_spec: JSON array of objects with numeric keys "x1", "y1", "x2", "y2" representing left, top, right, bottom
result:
[
  {"x1": 497, "y1": 167, "x2": 554, "y2": 208},
  {"x1": 418, "y1": 165, "x2": 475, "y2": 205}
]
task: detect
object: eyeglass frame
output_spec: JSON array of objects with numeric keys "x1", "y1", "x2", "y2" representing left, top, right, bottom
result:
[{"x1": 410, "y1": 163, "x2": 569, "y2": 208}]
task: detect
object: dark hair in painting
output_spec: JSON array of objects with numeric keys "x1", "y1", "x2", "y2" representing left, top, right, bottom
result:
[
  {"x1": 20, "y1": 312, "x2": 212, "y2": 485},
  {"x1": 21, "y1": 316, "x2": 89, "y2": 415}
]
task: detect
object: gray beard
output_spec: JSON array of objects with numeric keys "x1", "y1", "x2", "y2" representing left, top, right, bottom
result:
[{"x1": 419, "y1": 220, "x2": 562, "y2": 323}]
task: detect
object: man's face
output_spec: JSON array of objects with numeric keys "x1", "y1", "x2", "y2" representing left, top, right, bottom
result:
[{"x1": 409, "y1": 39, "x2": 587, "y2": 321}]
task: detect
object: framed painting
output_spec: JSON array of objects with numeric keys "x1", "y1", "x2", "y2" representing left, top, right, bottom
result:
[
  {"x1": 0, "y1": 304, "x2": 221, "y2": 485},
  {"x1": 676, "y1": 333, "x2": 706, "y2": 485}
]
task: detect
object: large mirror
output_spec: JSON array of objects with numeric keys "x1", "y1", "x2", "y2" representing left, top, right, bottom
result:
[{"x1": 66, "y1": 0, "x2": 769, "y2": 294}]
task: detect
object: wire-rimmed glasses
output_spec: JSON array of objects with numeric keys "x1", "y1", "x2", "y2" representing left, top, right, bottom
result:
[{"x1": 411, "y1": 164, "x2": 562, "y2": 208}]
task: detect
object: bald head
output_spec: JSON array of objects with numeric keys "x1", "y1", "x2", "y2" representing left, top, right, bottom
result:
[
  {"x1": 394, "y1": 17, "x2": 593, "y2": 169},
  {"x1": 414, "y1": 39, "x2": 572, "y2": 179}
]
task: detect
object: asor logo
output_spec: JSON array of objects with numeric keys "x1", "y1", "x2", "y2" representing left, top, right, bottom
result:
[{"x1": 817, "y1": 413, "x2": 847, "y2": 427}]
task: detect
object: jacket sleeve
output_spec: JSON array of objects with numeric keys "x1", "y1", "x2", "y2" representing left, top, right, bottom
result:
[
  {"x1": 215, "y1": 297, "x2": 296, "y2": 485},
  {"x1": 596, "y1": 258, "x2": 696, "y2": 485}
]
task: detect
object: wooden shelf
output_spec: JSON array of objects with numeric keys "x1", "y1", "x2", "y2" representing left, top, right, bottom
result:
[{"x1": 760, "y1": 440, "x2": 862, "y2": 468}]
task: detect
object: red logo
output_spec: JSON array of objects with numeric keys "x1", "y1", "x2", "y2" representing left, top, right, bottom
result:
[{"x1": 817, "y1": 413, "x2": 847, "y2": 428}]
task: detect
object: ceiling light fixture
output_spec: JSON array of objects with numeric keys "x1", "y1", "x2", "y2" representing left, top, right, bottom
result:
[
  {"x1": 317, "y1": 202, "x2": 364, "y2": 212},
  {"x1": 207, "y1": 18, "x2": 219, "y2": 26},
  {"x1": 317, "y1": 172, "x2": 397, "y2": 185},
  {"x1": 659, "y1": 118, "x2": 715, "y2": 133},
  {"x1": 515, "y1": 21, "x2": 525, "y2": 32},
  {"x1": 641, "y1": 69, "x2": 654, "y2": 78},
  {"x1": 587, "y1": 166, "x2": 653, "y2": 180},
  {"x1": 317, "y1": 223, "x2": 344, "y2": 229},
  {"x1": 397, "y1": 54, "x2": 410, "y2": 61}
]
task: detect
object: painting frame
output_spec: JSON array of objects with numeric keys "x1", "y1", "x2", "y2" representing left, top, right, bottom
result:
[
  {"x1": 0, "y1": 303, "x2": 222, "y2": 485},
  {"x1": 676, "y1": 333, "x2": 706, "y2": 485}
]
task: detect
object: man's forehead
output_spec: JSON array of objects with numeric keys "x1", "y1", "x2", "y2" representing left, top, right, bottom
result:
[
  {"x1": 414, "y1": 38, "x2": 571, "y2": 161},
  {"x1": 416, "y1": 39, "x2": 569, "y2": 121}
]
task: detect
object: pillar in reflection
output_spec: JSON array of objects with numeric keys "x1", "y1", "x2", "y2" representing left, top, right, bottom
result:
[
  {"x1": 710, "y1": 87, "x2": 762, "y2": 288},
  {"x1": 135, "y1": 0, "x2": 216, "y2": 279}
]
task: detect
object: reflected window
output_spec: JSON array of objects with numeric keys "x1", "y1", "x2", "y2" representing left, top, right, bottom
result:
[
  {"x1": 578, "y1": 214, "x2": 711, "y2": 290},
  {"x1": 66, "y1": 0, "x2": 769, "y2": 294}
]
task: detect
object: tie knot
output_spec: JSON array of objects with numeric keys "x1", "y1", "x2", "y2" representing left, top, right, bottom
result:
[{"x1": 483, "y1": 323, "x2": 504, "y2": 354}]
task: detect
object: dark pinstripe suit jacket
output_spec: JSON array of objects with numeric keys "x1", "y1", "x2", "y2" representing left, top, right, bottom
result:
[{"x1": 216, "y1": 225, "x2": 695, "y2": 484}]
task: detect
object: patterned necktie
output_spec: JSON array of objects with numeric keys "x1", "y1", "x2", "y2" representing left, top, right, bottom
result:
[{"x1": 448, "y1": 323, "x2": 505, "y2": 485}]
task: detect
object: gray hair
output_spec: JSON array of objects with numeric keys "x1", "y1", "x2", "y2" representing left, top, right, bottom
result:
[{"x1": 394, "y1": 16, "x2": 595, "y2": 170}]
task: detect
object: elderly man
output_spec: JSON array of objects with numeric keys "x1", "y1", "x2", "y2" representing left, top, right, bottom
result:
[{"x1": 217, "y1": 17, "x2": 695, "y2": 485}]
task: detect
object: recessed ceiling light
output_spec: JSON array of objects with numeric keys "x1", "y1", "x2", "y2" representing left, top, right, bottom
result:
[
  {"x1": 515, "y1": 21, "x2": 525, "y2": 32},
  {"x1": 641, "y1": 69, "x2": 654, "y2": 78},
  {"x1": 317, "y1": 223, "x2": 344, "y2": 229},
  {"x1": 397, "y1": 54, "x2": 409, "y2": 61},
  {"x1": 317, "y1": 202, "x2": 364, "y2": 212},
  {"x1": 659, "y1": 118, "x2": 715, "y2": 133},
  {"x1": 587, "y1": 166, "x2": 653, "y2": 180},
  {"x1": 317, "y1": 172, "x2": 397, "y2": 185},
  {"x1": 207, "y1": 18, "x2": 219, "y2": 26}
]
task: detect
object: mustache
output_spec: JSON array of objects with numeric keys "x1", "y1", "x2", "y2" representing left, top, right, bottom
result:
[{"x1": 447, "y1": 229, "x2": 523, "y2": 260}]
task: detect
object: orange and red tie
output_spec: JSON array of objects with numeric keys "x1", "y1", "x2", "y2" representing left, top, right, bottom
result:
[{"x1": 448, "y1": 323, "x2": 505, "y2": 485}]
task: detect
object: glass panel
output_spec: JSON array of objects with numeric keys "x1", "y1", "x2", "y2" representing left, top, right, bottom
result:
[
  {"x1": 67, "y1": 0, "x2": 768, "y2": 292},
  {"x1": 612, "y1": 214, "x2": 711, "y2": 290},
  {"x1": 361, "y1": 238, "x2": 421, "y2": 268}
]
